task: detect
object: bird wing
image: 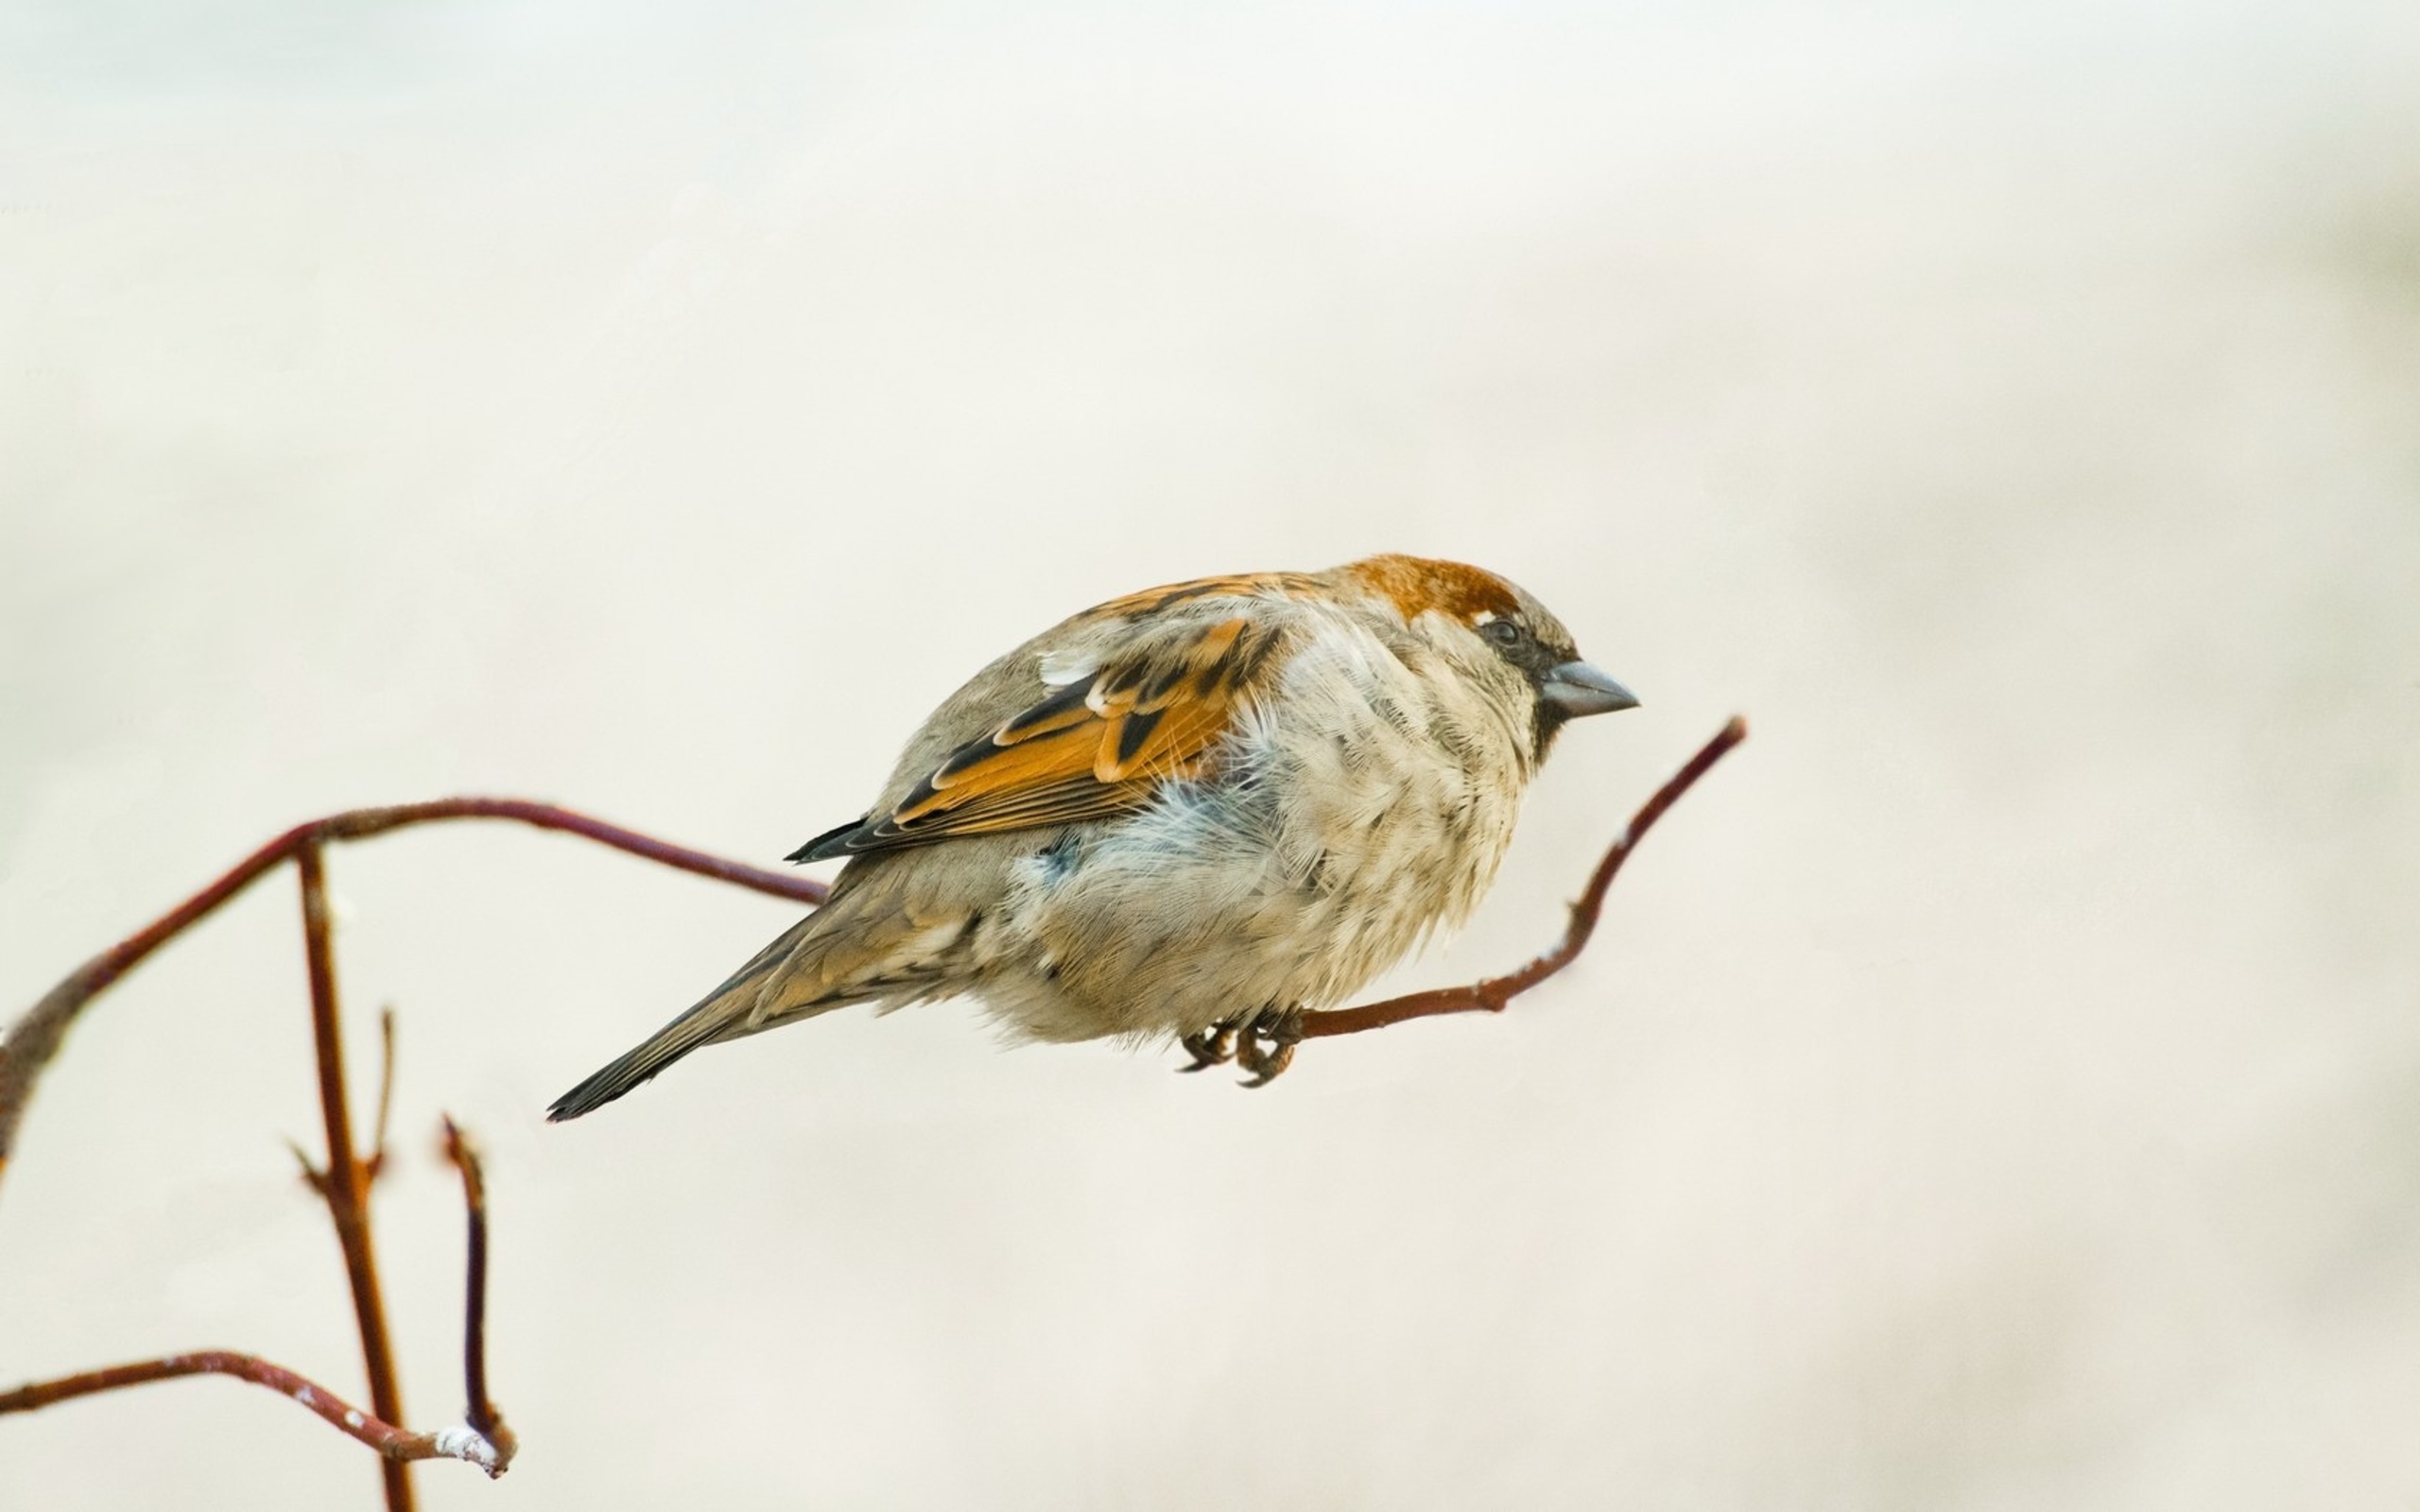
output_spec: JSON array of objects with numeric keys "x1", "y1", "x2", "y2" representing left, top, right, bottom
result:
[{"x1": 790, "y1": 610, "x2": 1288, "y2": 862}]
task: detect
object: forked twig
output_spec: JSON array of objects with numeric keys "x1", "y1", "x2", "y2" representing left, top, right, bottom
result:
[
  {"x1": 296, "y1": 841, "x2": 413, "y2": 1508},
  {"x1": 2, "y1": 1092, "x2": 515, "y2": 1483},
  {"x1": 1, "y1": 1107, "x2": 516, "y2": 1481},
  {"x1": 1297, "y1": 716, "x2": 1747, "y2": 1039},
  {"x1": 0, "y1": 799, "x2": 811, "y2": 1506}
]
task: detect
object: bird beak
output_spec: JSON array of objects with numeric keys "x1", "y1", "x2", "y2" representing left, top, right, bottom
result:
[{"x1": 1541, "y1": 661, "x2": 1640, "y2": 717}]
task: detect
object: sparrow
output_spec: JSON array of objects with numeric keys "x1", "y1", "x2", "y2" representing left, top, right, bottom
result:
[{"x1": 547, "y1": 554, "x2": 1636, "y2": 1119}]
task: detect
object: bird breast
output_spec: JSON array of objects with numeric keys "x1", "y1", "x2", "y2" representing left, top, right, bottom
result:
[
  {"x1": 991, "y1": 610, "x2": 1533, "y2": 1040},
  {"x1": 1245, "y1": 613, "x2": 1531, "y2": 950}
]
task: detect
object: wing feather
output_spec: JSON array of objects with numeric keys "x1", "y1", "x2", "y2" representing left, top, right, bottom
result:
[{"x1": 796, "y1": 613, "x2": 1283, "y2": 861}]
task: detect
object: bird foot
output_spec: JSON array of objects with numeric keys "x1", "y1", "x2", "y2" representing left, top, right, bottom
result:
[
  {"x1": 1179, "y1": 1021, "x2": 1237, "y2": 1072},
  {"x1": 1236, "y1": 1008, "x2": 1304, "y2": 1088}
]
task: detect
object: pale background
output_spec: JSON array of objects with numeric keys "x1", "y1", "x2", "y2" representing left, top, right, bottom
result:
[{"x1": 4, "y1": 3, "x2": 2417, "y2": 1508}]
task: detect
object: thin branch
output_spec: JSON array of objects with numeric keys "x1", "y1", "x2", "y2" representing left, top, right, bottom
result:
[
  {"x1": 366, "y1": 1008, "x2": 397, "y2": 1184},
  {"x1": 0, "y1": 1117, "x2": 518, "y2": 1479},
  {"x1": 0, "y1": 797, "x2": 827, "y2": 1499},
  {"x1": 0, "y1": 1352, "x2": 508, "y2": 1476},
  {"x1": 298, "y1": 842, "x2": 414, "y2": 1512},
  {"x1": 440, "y1": 1118, "x2": 515, "y2": 1469},
  {"x1": 1296, "y1": 715, "x2": 1748, "y2": 1040},
  {"x1": 1, "y1": 798, "x2": 827, "y2": 1184}
]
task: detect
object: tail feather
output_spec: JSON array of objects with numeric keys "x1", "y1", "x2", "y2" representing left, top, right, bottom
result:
[
  {"x1": 546, "y1": 866, "x2": 973, "y2": 1112},
  {"x1": 545, "y1": 884, "x2": 933, "y2": 1121},
  {"x1": 545, "y1": 1004, "x2": 732, "y2": 1121},
  {"x1": 546, "y1": 915, "x2": 814, "y2": 1122}
]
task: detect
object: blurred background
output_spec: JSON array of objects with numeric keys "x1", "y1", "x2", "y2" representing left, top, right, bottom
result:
[{"x1": 4, "y1": 3, "x2": 2417, "y2": 1507}]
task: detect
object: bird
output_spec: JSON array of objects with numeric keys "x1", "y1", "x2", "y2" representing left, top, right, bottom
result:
[{"x1": 546, "y1": 553, "x2": 1637, "y2": 1120}]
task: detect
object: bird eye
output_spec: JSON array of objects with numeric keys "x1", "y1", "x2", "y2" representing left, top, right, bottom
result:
[{"x1": 1483, "y1": 619, "x2": 1523, "y2": 646}]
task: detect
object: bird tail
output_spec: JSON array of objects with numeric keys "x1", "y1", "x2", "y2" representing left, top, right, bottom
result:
[
  {"x1": 545, "y1": 999, "x2": 730, "y2": 1122},
  {"x1": 547, "y1": 874, "x2": 961, "y2": 1121},
  {"x1": 546, "y1": 913, "x2": 827, "y2": 1122}
]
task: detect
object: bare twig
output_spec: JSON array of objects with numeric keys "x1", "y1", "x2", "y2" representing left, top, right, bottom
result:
[
  {"x1": 0, "y1": 1110, "x2": 518, "y2": 1483},
  {"x1": 0, "y1": 1352, "x2": 509, "y2": 1475},
  {"x1": 297, "y1": 842, "x2": 415, "y2": 1511},
  {"x1": 366, "y1": 1008, "x2": 397, "y2": 1184},
  {"x1": 440, "y1": 1118, "x2": 515, "y2": 1469},
  {"x1": 0, "y1": 798, "x2": 826, "y2": 1502},
  {"x1": 1296, "y1": 715, "x2": 1748, "y2": 1040},
  {"x1": 0, "y1": 797, "x2": 827, "y2": 1184}
]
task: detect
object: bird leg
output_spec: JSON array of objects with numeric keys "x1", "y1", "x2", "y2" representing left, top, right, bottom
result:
[
  {"x1": 1178, "y1": 1019, "x2": 1239, "y2": 1072},
  {"x1": 1236, "y1": 1007, "x2": 1305, "y2": 1088}
]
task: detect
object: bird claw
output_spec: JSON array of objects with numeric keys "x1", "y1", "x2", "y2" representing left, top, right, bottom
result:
[
  {"x1": 1236, "y1": 1009, "x2": 1304, "y2": 1088},
  {"x1": 1179, "y1": 1022, "x2": 1237, "y2": 1072}
]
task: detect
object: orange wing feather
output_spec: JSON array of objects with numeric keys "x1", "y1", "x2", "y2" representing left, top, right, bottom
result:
[{"x1": 801, "y1": 614, "x2": 1285, "y2": 860}]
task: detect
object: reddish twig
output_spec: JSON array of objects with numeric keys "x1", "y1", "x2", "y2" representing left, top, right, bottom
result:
[
  {"x1": 1296, "y1": 715, "x2": 1748, "y2": 1040},
  {"x1": 440, "y1": 1118, "x2": 515, "y2": 1469},
  {"x1": 297, "y1": 841, "x2": 415, "y2": 1511},
  {"x1": 0, "y1": 799, "x2": 807, "y2": 1502},
  {"x1": 0, "y1": 797, "x2": 826, "y2": 1183},
  {"x1": 0, "y1": 1113, "x2": 516, "y2": 1480},
  {"x1": 0, "y1": 1352, "x2": 508, "y2": 1474}
]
